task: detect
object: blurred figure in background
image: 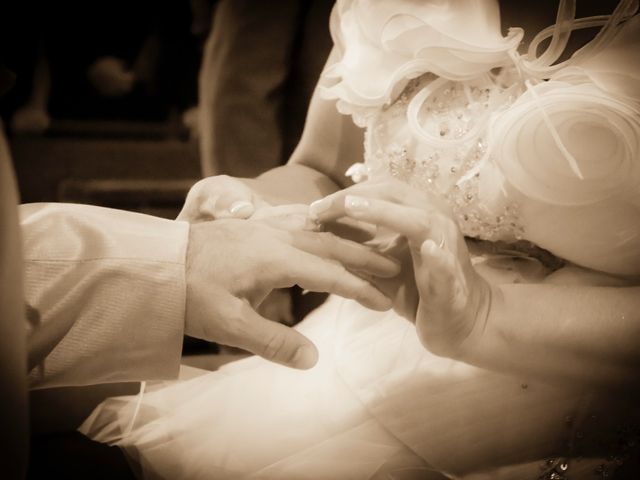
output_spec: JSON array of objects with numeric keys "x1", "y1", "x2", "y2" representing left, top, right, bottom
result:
[
  {"x1": 198, "y1": 0, "x2": 334, "y2": 178},
  {"x1": 0, "y1": 0, "x2": 200, "y2": 131}
]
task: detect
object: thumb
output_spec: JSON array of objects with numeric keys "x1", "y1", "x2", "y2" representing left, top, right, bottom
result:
[{"x1": 226, "y1": 300, "x2": 319, "y2": 369}]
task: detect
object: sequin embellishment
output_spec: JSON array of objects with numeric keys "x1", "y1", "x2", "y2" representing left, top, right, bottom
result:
[{"x1": 362, "y1": 74, "x2": 525, "y2": 242}]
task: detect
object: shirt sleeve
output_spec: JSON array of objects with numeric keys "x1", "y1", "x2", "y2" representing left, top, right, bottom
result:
[{"x1": 21, "y1": 202, "x2": 189, "y2": 389}]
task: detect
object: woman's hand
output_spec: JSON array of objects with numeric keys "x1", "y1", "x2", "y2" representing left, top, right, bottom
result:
[
  {"x1": 310, "y1": 179, "x2": 493, "y2": 359},
  {"x1": 178, "y1": 175, "x2": 270, "y2": 222}
]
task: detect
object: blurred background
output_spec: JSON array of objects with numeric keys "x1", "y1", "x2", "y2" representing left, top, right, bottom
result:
[
  {"x1": 1, "y1": 0, "x2": 334, "y2": 341},
  {"x1": 1, "y1": 1, "x2": 334, "y2": 476},
  {"x1": 1, "y1": 0, "x2": 332, "y2": 217}
]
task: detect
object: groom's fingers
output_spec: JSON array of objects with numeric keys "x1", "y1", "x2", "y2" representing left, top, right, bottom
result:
[
  {"x1": 290, "y1": 230, "x2": 401, "y2": 278},
  {"x1": 223, "y1": 297, "x2": 319, "y2": 369},
  {"x1": 275, "y1": 248, "x2": 393, "y2": 311},
  {"x1": 253, "y1": 204, "x2": 318, "y2": 231}
]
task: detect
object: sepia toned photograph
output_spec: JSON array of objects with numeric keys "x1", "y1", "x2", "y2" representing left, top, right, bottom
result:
[{"x1": 1, "y1": 0, "x2": 639, "y2": 478}]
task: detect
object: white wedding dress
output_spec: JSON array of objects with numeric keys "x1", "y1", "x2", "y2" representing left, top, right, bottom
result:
[{"x1": 80, "y1": 1, "x2": 640, "y2": 478}]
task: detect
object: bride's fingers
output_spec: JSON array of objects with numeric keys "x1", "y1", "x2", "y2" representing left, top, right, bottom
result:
[
  {"x1": 340, "y1": 195, "x2": 437, "y2": 246},
  {"x1": 309, "y1": 182, "x2": 393, "y2": 223},
  {"x1": 309, "y1": 178, "x2": 442, "y2": 224},
  {"x1": 290, "y1": 230, "x2": 401, "y2": 278}
]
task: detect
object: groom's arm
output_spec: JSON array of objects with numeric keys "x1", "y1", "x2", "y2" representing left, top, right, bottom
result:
[
  {"x1": 22, "y1": 203, "x2": 188, "y2": 389},
  {"x1": 23, "y1": 200, "x2": 395, "y2": 389}
]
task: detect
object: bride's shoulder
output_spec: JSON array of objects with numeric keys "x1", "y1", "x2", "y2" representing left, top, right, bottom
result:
[
  {"x1": 488, "y1": 12, "x2": 640, "y2": 278},
  {"x1": 494, "y1": 83, "x2": 640, "y2": 277}
]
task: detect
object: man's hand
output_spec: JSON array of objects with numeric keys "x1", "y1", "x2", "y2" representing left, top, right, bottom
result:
[{"x1": 185, "y1": 217, "x2": 399, "y2": 369}]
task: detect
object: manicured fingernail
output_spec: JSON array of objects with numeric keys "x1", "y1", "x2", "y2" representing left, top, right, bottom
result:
[
  {"x1": 422, "y1": 239, "x2": 437, "y2": 254},
  {"x1": 292, "y1": 344, "x2": 318, "y2": 369},
  {"x1": 309, "y1": 198, "x2": 331, "y2": 219},
  {"x1": 229, "y1": 200, "x2": 254, "y2": 217},
  {"x1": 345, "y1": 195, "x2": 369, "y2": 214}
]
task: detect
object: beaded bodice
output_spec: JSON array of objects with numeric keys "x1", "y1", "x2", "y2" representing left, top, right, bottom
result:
[{"x1": 361, "y1": 72, "x2": 525, "y2": 242}]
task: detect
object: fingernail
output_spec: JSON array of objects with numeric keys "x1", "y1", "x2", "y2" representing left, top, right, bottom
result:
[
  {"x1": 345, "y1": 195, "x2": 369, "y2": 213},
  {"x1": 292, "y1": 344, "x2": 318, "y2": 369},
  {"x1": 309, "y1": 198, "x2": 331, "y2": 219},
  {"x1": 229, "y1": 200, "x2": 254, "y2": 217},
  {"x1": 422, "y1": 239, "x2": 437, "y2": 254}
]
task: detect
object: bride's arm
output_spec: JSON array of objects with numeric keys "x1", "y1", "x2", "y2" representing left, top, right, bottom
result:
[
  {"x1": 312, "y1": 180, "x2": 640, "y2": 391},
  {"x1": 180, "y1": 49, "x2": 363, "y2": 221},
  {"x1": 247, "y1": 51, "x2": 364, "y2": 204},
  {"x1": 463, "y1": 278, "x2": 640, "y2": 391}
]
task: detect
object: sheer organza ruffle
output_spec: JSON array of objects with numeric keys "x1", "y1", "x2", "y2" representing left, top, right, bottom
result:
[
  {"x1": 320, "y1": 0, "x2": 522, "y2": 124},
  {"x1": 490, "y1": 81, "x2": 640, "y2": 206},
  {"x1": 338, "y1": 0, "x2": 640, "y2": 274}
]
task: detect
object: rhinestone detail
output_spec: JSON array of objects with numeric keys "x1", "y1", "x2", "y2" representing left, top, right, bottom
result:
[{"x1": 364, "y1": 74, "x2": 524, "y2": 242}]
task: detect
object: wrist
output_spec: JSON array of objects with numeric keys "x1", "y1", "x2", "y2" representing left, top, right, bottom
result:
[
  {"x1": 456, "y1": 280, "x2": 503, "y2": 365},
  {"x1": 183, "y1": 223, "x2": 204, "y2": 339}
]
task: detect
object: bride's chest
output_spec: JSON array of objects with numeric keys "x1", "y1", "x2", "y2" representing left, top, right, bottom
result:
[
  {"x1": 362, "y1": 74, "x2": 525, "y2": 243},
  {"x1": 359, "y1": 75, "x2": 640, "y2": 277}
]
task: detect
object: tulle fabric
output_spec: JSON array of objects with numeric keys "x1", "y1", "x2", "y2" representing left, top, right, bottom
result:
[
  {"x1": 81, "y1": 289, "x2": 631, "y2": 479},
  {"x1": 81, "y1": 296, "x2": 440, "y2": 479}
]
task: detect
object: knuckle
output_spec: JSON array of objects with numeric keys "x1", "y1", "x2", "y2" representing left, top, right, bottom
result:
[
  {"x1": 216, "y1": 311, "x2": 247, "y2": 346},
  {"x1": 261, "y1": 332, "x2": 291, "y2": 363},
  {"x1": 417, "y1": 215, "x2": 431, "y2": 235},
  {"x1": 330, "y1": 264, "x2": 353, "y2": 291},
  {"x1": 318, "y1": 231, "x2": 335, "y2": 244}
]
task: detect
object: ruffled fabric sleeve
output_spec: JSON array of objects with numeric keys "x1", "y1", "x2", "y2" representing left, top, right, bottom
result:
[
  {"x1": 553, "y1": 13, "x2": 640, "y2": 104},
  {"x1": 22, "y1": 203, "x2": 189, "y2": 389},
  {"x1": 320, "y1": 0, "x2": 522, "y2": 124}
]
